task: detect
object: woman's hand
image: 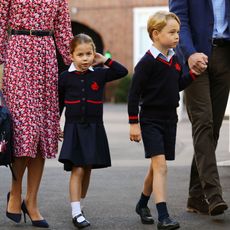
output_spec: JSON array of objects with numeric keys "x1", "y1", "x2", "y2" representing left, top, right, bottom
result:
[
  {"x1": 92, "y1": 53, "x2": 108, "y2": 66},
  {"x1": 129, "y1": 123, "x2": 142, "y2": 142}
]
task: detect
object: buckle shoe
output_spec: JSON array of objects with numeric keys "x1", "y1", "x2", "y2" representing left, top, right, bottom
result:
[{"x1": 72, "y1": 214, "x2": 90, "y2": 229}]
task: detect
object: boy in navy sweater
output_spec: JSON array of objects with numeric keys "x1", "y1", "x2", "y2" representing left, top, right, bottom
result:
[{"x1": 128, "y1": 11, "x2": 200, "y2": 230}]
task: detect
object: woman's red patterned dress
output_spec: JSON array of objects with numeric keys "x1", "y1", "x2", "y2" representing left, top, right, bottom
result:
[{"x1": 0, "y1": 0, "x2": 73, "y2": 158}]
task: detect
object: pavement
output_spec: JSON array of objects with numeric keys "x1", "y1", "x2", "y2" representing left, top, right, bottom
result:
[{"x1": 0, "y1": 103, "x2": 229, "y2": 230}]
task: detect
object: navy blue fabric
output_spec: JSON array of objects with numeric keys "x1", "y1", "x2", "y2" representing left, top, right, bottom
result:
[
  {"x1": 169, "y1": 0, "x2": 230, "y2": 62},
  {"x1": 140, "y1": 118, "x2": 177, "y2": 160},
  {"x1": 0, "y1": 91, "x2": 13, "y2": 166},
  {"x1": 138, "y1": 193, "x2": 150, "y2": 208},
  {"x1": 58, "y1": 122, "x2": 111, "y2": 171},
  {"x1": 156, "y1": 202, "x2": 169, "y2": 222},
  {"x1": 128, "y1": 52, "x2": 194, "y2": 123},
  {"x1": 58, "y1": 59, "x2": 128, "y2": 123}
]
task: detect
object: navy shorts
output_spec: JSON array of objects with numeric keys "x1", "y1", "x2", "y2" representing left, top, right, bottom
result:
[{"x1": 140, "y1": 117, "x2": 177, "y2": 160}]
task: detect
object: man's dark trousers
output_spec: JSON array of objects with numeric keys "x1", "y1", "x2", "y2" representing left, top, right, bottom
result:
[{"x1": 185, "y1": 45, "x2": 230, "y2": 200}]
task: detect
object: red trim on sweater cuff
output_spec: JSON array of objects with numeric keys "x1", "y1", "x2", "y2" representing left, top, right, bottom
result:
[
  {"x1": 189, "y1": 70, "x2": 197, "y2": 80},
  {"x1": 129, "y1": 116, "x2": 138, "y2": 120},
  {"x1": 104, "y1": 58, "x2": 113, "y2": 66},
  {"x1": 108, "y1": 59, "x2": 113, "y2": 66}
]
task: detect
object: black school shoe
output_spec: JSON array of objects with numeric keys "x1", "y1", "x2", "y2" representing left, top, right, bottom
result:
[
  {"x1": 157, "y1": 217, "x2": 180, "y2": 230},
  {"x1": 187, "y1": 196, "x2": 209, "y2": 215},
  {"x1": 208, "y1": 195, "x2": 228, "y2": 216},
  {"x1": 72, "y1": 214, "x2": 90, "y2": 229},
  {"x1": 135, "y1": 203, "x2": 154, "y2": 224}
]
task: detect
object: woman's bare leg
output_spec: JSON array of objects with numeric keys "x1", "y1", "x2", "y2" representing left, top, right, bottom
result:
[
  {"x1": 7, "y1": 157, "x2": 29, "y2": 213},
  {"x1": 25, "y1": 154, "x2": 45, "y2": 220}
]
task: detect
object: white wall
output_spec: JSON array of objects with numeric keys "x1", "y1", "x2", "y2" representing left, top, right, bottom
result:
[{"x1": 133, "y1": 6, "x2": 168, "y2": 66}]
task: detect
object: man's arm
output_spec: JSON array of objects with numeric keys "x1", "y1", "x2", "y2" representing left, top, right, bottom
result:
[
  {"x1": 169, "y1": 0, "x2": 208, "y2": 74},
  {"x1": 169, "y1": 0, "x2": 196, "y2": 60}
]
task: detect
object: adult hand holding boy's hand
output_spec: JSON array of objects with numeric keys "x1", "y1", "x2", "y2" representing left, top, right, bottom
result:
[
  {"x1": 130, "y1": 123, "x2": 142, "y2": 142},
  {"x1": 188, "y1": 52, "x2": 208, "y2": 75}
]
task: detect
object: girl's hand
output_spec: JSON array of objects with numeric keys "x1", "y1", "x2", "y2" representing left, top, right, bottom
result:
[
  {"x1": 58, "y1": 127, "x2": 64, "y2": 141},
  {"x1": 130, "y1": 123, "x2": 142, "y2": 142},
  {"x1": 92, "y1": 53, "x2": 108, "y2": 66}
]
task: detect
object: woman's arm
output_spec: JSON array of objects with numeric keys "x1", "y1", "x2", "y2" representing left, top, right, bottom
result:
[
  {"x1": 53, "y1": 0, "x2": 73, "y2": 66},
  {"x1": 0, "y1": 0, "x2": 11, "y2": 65}
]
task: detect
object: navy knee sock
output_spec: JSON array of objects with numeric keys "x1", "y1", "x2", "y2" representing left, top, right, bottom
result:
[
  {"x1": 138, "y1": 193, "x2": 150, "y2": 208},
  {"x1": 156, "y1": 202, "x2": 169, "y2": 222}
]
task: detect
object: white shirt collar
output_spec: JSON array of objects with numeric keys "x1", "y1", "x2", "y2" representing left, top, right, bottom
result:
[
  {"x1": 68, "y1": 63, "x2": 94, "y2": 72},
  {"x1": 149, "y1": 45, "x2": 175, "y2": 62}
]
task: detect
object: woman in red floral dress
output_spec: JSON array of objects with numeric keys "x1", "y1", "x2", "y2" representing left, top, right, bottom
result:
[{"x1": 0, "y1": 0, "x2": 73, "y2": 227}]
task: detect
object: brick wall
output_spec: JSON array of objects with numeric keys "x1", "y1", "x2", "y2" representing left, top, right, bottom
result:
[{"x1": 68, "y1": 0, "x2": 168, "y2": 72}]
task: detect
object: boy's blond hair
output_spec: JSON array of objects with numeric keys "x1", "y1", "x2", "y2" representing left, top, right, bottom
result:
[{"x1": 147, "y1": 11, "x2": 180, "y2": 40}]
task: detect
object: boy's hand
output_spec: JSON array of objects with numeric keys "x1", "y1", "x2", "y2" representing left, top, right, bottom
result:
[
  {"x1": 130, "y1": 123, "x2": 142, "y2": 142},
  {"x1": 92, "y1": 53, "x2": 108, "y2": 66},
  {"x1": 188, "y1": 52, "x2": 208, "y2": 75}
]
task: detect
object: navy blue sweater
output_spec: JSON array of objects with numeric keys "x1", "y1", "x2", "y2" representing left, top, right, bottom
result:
[
  {"x1": 59, "y1": 58, "x2": 128, "y2": 123},
  {"x1": 128, "y1": 51, "x2": 196, "y2": 123}
]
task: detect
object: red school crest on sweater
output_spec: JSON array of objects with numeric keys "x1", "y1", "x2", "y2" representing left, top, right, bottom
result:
[
  {"x1": 175, "y1": 63, "x2": 181, "y2": 72},
  {"x1": 91, "y1": 81, "x2": 99, "y2": 91}
]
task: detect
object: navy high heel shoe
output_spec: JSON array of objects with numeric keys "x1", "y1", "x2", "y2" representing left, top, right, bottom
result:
[
  {"x1": 21, "y1": 200, "x2": 49, "y2": 228},
  {"x1": 6, "y1": 192, "x2": 22, "y2": 223}
]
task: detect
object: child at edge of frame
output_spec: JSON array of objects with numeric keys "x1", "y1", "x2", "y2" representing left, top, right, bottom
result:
[
  {"x1": 58, "y1": 33, "x2": 128, "y2": 229},
  {"x1": 128, "y1": 11, "x2": 203, "y2": 230}
]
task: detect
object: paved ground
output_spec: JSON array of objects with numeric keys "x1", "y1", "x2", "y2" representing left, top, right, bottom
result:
[{"x1": 0, "y1": 104, "x2": 229, "y2": 229}]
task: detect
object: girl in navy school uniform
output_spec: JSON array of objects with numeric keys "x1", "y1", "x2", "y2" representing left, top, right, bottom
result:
[
  {"x1": 128, "y1": 11, "x2": 201, "y2": 230},
  {"x1": 58, "y1": 33, "x2": 128, "y2": 229}
]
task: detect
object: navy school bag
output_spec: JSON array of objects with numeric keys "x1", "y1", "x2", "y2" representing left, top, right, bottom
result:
[{"x1": 0, "y1": 90, "x2": 15, "y2": 179}]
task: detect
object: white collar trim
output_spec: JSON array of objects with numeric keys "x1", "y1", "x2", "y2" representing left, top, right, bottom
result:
[
  {"x1": 149, "y1": 45, "x2": 174, "y2": 62},
  {"x1": 68, "y1": 63, "x2": 94, "y2": 72}
]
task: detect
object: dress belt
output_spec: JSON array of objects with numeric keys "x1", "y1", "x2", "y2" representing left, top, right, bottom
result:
[
  {"x1": 212, "y1": 38, "x2": 230, "y2": 47},
  {"x1": 10, "y1": 29, "x2": 54, "y2": 36}
]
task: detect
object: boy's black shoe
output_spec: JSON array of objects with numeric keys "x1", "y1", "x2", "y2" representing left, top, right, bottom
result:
[
  {"x1": 208, "y1": 195, "x2": 228, "y2": 216},
  {"x1": 187, "y1": 196, "x2": 209, "y2": 215},
  {"x1": 157, "y1": 217, "x2": 180, "y2": 230},
  {"x1": 72, "y1": 214, "x2": 90, "y2": 229},
  {"x1": 135, "y1": 203, "x2": 154, "y2": 224}
]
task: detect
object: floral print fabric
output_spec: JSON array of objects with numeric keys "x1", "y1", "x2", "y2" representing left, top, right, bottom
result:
[{"x1": 0, "y1": 0, "x2": 73, "y2": 158}]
